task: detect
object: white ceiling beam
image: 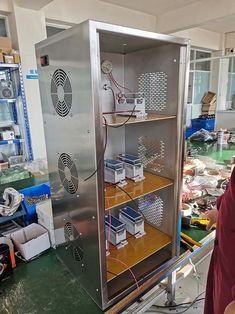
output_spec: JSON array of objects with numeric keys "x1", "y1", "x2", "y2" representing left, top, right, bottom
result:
[
  {"x1": 156, "y1": 0, "x2": 235, "y2": 33},
  {"x1": 15, "y1": 0, "x2": 53, "y2": 10}
]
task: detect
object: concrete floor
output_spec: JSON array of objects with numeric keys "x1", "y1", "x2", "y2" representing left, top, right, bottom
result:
[{"x1": 0, "y1": 250, "x2": 211, "y2": 314}]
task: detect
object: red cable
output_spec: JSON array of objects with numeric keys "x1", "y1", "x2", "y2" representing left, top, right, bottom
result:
[
  {"x1": 109, "y1": 72, "x2": 133, "y2": 93},
  {"x1": 107, "y1": 256, "x2": 140, "y2": 291}
]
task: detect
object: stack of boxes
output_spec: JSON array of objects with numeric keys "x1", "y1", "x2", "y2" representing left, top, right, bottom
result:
[
  {"x1": 0, "y1": 37, "x2": 21, "y2": 64},
  {"x1": 186, "y1": 91, "x2": 216, "y2": 139},
  {"x1": 201, "y1": 91, "x2": 216, "y2": 116}
]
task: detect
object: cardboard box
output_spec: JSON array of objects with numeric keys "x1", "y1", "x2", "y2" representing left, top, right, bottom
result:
[
  {"x1": 36, "y1": 200, "x2": 54, "y2": 230},
  {"x1": 4, "y1": 55, "x2": 14, "y2": 64},
  {"x1": 10, "y1": 223, "x2": 50, "y2": 260},
  {"x1": 0, "y1": 37, "x2": 12, "y2": 50},
  {"x1": 13, "y1": 53, "x2": 21, "y2": 64}
]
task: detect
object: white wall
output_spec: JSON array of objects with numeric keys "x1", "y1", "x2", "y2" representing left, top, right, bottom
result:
[
  {"x1": 0, "y1": 0, "x2": 11, "y2": 13},
  {"x1": 43, "y1": 0, "x2": 157, "y2": 31},
  {"x1": 225, "y1": 32, "x2": 235, "y2": 48},
  {"x1": 172, "y1": 28, "x2": 224, "y2": 51},
  {"x1": 12, "y1": 3, "x2": 47, "y2": 159}
]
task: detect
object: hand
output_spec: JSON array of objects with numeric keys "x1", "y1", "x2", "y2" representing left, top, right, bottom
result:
[
  {"x1": 203, "y1": 208, "x2": 218, "y2": 230},
  {"x1": 224, "y1": 301, "x2": 235, "y2": 314}
]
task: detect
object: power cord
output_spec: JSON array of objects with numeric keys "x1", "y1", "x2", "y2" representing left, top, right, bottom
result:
[{"x1": 151, "y1": 291, "x2": 205, "y2": 313}]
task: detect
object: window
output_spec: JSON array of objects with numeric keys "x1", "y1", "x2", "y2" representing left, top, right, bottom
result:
[
  {"x1": 0, "y1": 17, "x2": 8, "y2": 37},
  {"x1": 189, "y1": 48, "x2": 212, "y2": 104}
]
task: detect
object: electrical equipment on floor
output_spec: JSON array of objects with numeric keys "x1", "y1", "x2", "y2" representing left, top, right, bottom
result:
[
  {"x1": 104, "y1": 159, "x2": 127, "y2": 186},
  {"x1": 36, "y1": 20, "x2": 189, "y2": 310},
  {"x1": 0, "y1": 79, "x2": 14, "y2": 99},
  {"x1": 116, "y1": 93, "x2": 146, "y2": 117},
  {"x1": 119, "y1": 206, "x2": 145, "y2": 237},
  {"x1": 105, "y1": 214, "x2": 127, "y2": 247},
  {"x1": 0, "y1": 237, "x2": 16, "y2": 281},
  {"x1": 118, "y1": 153, "x2": 145, "y2": 182}
]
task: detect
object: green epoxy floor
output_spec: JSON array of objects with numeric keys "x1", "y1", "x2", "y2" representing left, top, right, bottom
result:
[
  {"x1": 1, "y1": 142, "x2": 234, "y2": 313},
  {"x1": 0, "y1": 251, "x2": 102, "y2": 314}
]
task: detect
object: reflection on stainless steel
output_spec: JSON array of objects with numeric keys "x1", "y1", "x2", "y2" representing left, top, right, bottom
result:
[{"x1": 36, "y1": 20, "x2": 189, "y2": 310}]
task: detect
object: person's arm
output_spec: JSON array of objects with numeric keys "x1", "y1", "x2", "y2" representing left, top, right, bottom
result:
[{"x1": 224, "y1": 285, "x2": 235, "y2": 314}]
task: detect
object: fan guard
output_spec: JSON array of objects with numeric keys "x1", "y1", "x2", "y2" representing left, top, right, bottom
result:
[
  {"x1": 51, "y1": 69, "x2": 72, "y2": 117},
  {"x1": 58, "y1": 153, "x2": 78, "y2": 194},
  {"x1": 2, "y1": 88, "x2": 13, "y2": 98},
  {"x1": 64, "y1": 222, "x2": 83, "y2": 262}
]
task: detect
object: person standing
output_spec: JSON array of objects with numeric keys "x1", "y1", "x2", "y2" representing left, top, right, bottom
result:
[{"x1": 204, "y1": 167, "x2": 235, "y2": 314}]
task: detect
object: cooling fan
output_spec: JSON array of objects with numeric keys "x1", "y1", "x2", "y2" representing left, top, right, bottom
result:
[
  {"x1": 0, "y1": 80, "x2": 14, "y2": 99},
  {"x1": 64, "y1": 222, "x2": 83, "y2": 262},
  {"x1": 58, "y1": 153, "x2": 79, "y2": 194},
  {"x1": 51, "y1": 69, "x2": 72, "y2": 117}
]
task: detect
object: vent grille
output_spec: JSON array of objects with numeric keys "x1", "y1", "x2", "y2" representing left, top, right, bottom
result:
[
  {"x1": 51, "y1": 69, "x2": 72, "y2": 117},
  {"x1": 138, "y1": 72, "x2": 167, "y2": 111},
  {"x1": 138, "y1": 194, "x2": 164, "y2": 228},
  {"x1": 138, "y1": 136, "x2": 165, "y2": 174},
  {"x1": 64, "y1": 222, "x2": 83, "y2": 262},
  {"x1": 58, "y1": 153, "x2": 78, "y2": 194}
]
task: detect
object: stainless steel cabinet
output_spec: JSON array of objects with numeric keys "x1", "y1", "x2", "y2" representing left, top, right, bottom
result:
[{"x1": 36, "y1": 20, "x2": 189, "y2": 310}]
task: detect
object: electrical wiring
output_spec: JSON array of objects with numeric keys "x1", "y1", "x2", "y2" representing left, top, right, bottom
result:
[
  {"x1": 115, "y1": 184, "x2": 139, "y2": 208},
  {"x1": 109, "y1": 72, "x2": 133, "y2": 93},
  {"x1": 84, "y1": 116, "x2": 108, "y2": 182},
  {"x1": 107, "y1": 256, "x2": 140, "y2": 292},
  {"x1": 151, "y1": 291, "x2": 205, "y2": 313},
  {"x1": 103, "y1": 105, "x2": 136, "y2": 129}
]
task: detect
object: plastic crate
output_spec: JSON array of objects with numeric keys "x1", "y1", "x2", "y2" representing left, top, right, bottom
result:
[
  {"x1": 191, "y1": 118, "x2": 215, "y2": 130},
  {"x1": 185, "y1": 128, "x2": 198, "y2": 139},
  {"x1": 19, "y1": 182, "x2": 50, "y2": 222}
]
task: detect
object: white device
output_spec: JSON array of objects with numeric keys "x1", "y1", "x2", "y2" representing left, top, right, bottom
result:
[
  {"x1": 118, "y1": 153, "x2": 145, "y2": 182},
  {"x1": 101, "y1": 60, "x2": 113, "y2": 74},
  {"x1": 2, "y1": 130, "x2": 15, "y2": 140},
  {"x1": 104, "y1": 159, "x2": 127, "y2": 186},
  {"x1": 119, "y1": 206, "x2": 145, "y2": 238},
  {"x1": 0, "y1": 79, "x2": 14, "y2": 99},
  {"x1": 116, "y1": 93, "x2": 146, "y2": 117},
  {"x1": 105, "y1": 215, "x2": 127, "y2": 248}
]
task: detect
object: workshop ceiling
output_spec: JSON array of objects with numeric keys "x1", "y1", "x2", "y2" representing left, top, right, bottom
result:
[
  {"x1": 202, "y1": 15, "x2": 235, "y2": 33},
  {"x1": 99, "y1": 0, "x2": 200, "y2": 15}
]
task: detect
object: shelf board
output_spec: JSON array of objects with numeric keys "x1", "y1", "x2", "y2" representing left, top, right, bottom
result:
[
  {"x1": 103, "y1": 113, "x2": 176, "y2": 126},
  {"x1": 105, "y1": 171, "x2": 173, "y2": 211},
  {"x1": 0, "y1": 139, "x2": 23, "y2": 145},
  {"x1": 0, "y1": 63, "x2": 19, "y2": 69},
  {"x1": 106, "y1": 223, "x2": 171, "y2": 281},
  {"x1": 0, "y1": 98, "x2": 16, "y2": 103}
]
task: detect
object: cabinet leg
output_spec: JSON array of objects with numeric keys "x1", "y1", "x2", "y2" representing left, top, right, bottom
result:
[{"x1": 166, "y1": 271, "x2": 177, "y2": 306}]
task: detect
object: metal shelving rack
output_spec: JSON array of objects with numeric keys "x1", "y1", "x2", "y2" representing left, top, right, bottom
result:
[
  {"x1": 0, "y1": 63, "x2": 33, "y2": 161},
  {"x1": 36, "y1": 20, "x2": 190, "y2": 310}
]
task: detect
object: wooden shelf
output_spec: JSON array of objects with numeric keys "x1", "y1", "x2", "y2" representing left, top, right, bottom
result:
[
  {"x1": 106, "y1": 223, "x2": 171, "y2": 281},
  {"x1": 105, "y1": 171, "x2": 173, "y2": 211},
  {"x1": 103, "y1": 113, "x2": 176, "y2": 126}
]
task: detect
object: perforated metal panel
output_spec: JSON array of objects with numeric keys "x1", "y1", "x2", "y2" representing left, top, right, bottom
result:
[
  {"x1": 138, "y1": 72, "x2": 167, "y2": 111},
  {"x1": 138, "y1": 136, "x2": 165, "y2": 174},
  {"x1": 138, "y1": 194, "x2": 164, "y2": 228}
]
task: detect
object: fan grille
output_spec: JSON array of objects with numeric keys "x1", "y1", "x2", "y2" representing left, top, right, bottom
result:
[
  {"x1": 51, "y1": 69, "x2": 72, "y2": 117},
  {"x1": 64, "y1": 222, "x2": 84, "y2": 262},
  {"x1": 58, "y1": 153, "x2": 78, "y2": 194}
]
